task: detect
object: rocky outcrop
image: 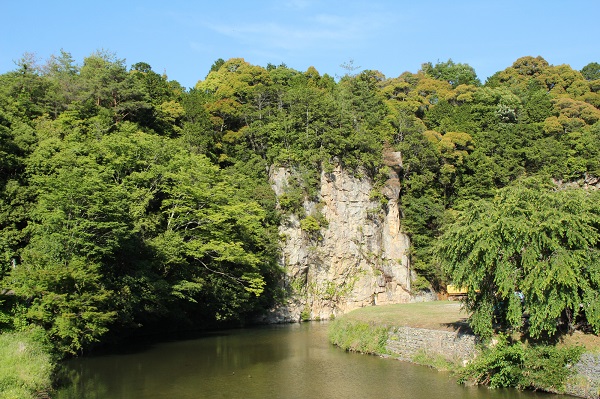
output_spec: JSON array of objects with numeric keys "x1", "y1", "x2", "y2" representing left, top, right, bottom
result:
[
  {"x1": 266, "y1": 156, "x2": 413, "y2": 322},
  {"x1": 554, "y1": 173, "x2": 600, "y2": 190}
]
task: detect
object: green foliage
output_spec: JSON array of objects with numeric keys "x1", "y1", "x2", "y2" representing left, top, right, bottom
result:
[
  {"x1": 411, "y1": 349, "x2": 455, "y2": 370},
  {"x1": 422, "y1": 59, "x2": 481, "y2": 88},
  {"x1": 438, "y1": 177, "x2": 600, "y2": 339},
  {"x1": 278, "y1": 190, "x2": 305, "y2": 215},
  {"x1": 0, "y1": 328, "x2": 54, "y2": 399},
  {"x1": 8, "y1": 136, "x2": 132, "y2": 352},
  {"x1": 581, "y1": 62, "x2": 600, "y2": 81},
  {"x1": 300, "y1": 215, "x2": 322, "y2": 233},
  {"x1": 1, "y1": 49, "x2": 600, "y2": 363},
  {"x1": 328, "y1": 317, "x2": 389, "y2": 354},
  {"x1": 0, "y1": 52, "x2": 286, "y2": 356},
  {"x1": 458, "y1": 335, "x2": 583, "y2": 392},
  {"x1": 150, "y1": 151, "x2": 274, "y2": 318},
  {"x1": 299, "y1": 205, "x2": 328, "y2": 242},
  {"x1": 300, "y1": 307, "x2": 311, "y2": 322}
]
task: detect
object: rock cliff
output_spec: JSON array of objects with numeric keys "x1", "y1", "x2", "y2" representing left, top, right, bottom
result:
[{"x1": 265, "y1": 154, "x2": 416, "y2": 322}]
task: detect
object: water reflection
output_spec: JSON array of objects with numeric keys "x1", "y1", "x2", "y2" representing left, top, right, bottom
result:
[{"x1": 56, "y1": 323, "x2": 560, "y2": 399}]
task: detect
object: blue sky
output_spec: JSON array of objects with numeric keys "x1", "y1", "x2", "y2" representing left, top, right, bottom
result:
[{"x1": 2, "y1": 0, "x2": 598, "y2": 89}]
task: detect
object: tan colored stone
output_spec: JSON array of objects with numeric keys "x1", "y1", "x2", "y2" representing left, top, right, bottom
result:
[{"x1": 268, "y1": 164, "x2": 413, "y2": 322}]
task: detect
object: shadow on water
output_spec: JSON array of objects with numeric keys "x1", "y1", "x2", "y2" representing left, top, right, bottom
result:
[{"x1": 101, "y1": 329, "x2": 236, "y2": 356}]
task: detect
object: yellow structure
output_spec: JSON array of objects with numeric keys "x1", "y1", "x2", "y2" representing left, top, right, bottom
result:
[{"x1": 446, "y1": 284, "x2": 468, "y2": 296}]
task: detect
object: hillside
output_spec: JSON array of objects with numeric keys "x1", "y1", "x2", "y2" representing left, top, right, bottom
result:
[{"x1": 0, "y1": 53, "x2": 599, "y2": 359}]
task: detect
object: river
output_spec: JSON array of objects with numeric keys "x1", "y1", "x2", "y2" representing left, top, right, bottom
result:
[{"x1": 54, "y1": 322, "x2": 561, "y2": 399}]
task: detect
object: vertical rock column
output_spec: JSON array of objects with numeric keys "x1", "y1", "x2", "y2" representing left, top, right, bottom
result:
[{"x1": 268, "y1": 162, "x2": 412, "y2": 322}]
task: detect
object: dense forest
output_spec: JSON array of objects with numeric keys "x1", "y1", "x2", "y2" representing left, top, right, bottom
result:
[{"x1": 1, "y1": 51, "x2": 599, "y2": 363}]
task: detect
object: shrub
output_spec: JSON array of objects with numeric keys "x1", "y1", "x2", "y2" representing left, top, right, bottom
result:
[
  {"x1": 457, "y1": 334, "x2": 583, "y2": 393},
  {"x1": 299, "y1": 215, "x2": 321, "y2": 232}
]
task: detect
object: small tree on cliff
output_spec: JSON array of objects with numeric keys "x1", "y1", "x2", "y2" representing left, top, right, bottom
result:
[{"x1": 437, "y1": 177, "x2": 600, "y2": 339}]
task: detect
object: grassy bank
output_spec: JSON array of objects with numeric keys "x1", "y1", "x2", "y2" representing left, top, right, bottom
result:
[
  {"x1": 328, "y1": 318, "x2": 389, "y2": 354},
  {"x1": 0, "y1": 329, "x2": 54, "y2": 399},
  {"x1": 334, "y1": 301, "x2": 470, "y2": 332},
  {"x1": 329, "y1": 302, "x2": 600, "y2": 397},
  {"x1": 328, "y1": 301, "x2": 470, "y2": 361},
  {"x1": 333, "y1": 301, "x2": 600, "y2": 351},
  {"x1": 328, "y1": 301, "x2": 469, "y2": 355}
]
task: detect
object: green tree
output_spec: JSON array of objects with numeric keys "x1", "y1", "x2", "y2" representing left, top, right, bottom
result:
[
  {"x1": 581, "y1": 62, "x2": 600, "y2": 81},
  {"x1": 79, "y1": 51, "x2": 151, "y2": 126},
  {"x1": 5, "y1": 53, "x2": 51, "y2": 119},
  {"x1": 42, "y1": 49, "x2": 81, "y2": 118},
  {"x1": 438, "y1": 178, "x2": 600, "y2": 339},
  {"x1": 0, "y1": 83, "x2": 39, "y2": 329},
  {"x1": 149, "y1": 151, "x2": 276, "y2": 320},
  {"x1": 422, "y1": 59, "x2": 481, "y2": 88},
  {"x1": 11, "y1": 153, "x2": 131, "y2": 353},
  {"x1": 208, "y1": 58, "x2": 226, "y2": 75}
]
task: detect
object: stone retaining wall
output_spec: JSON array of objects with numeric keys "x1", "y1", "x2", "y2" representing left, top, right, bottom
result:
[
  {"x1": 567, "y1": 353, "x2": 600, "y2": 399},
  {"x1": 384, "y1": 326, "x2": 600, "y2": 398},
  {"x1": 385, "y1": 326, "x2": 477, "y2": 363}
]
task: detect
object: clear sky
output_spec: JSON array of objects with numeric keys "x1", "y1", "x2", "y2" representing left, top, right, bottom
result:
[{"x1": 1, "y1": 0, "x2": 598, "y2": 89}]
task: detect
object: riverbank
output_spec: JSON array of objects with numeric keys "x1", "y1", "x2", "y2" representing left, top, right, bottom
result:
[
  {"x1": 0, "y1": 329, "x2": 54, "y2": 399},
  {"x1": 328, "y1": 302, "x2": 600, "y2": 399}
]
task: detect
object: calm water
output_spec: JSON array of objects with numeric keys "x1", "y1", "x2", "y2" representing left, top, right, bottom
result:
[{"x1": 55, "y1": 322, "x2": 561, "y2": 399}]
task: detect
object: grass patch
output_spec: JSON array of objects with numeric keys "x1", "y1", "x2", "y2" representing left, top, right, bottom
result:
[
  {"x1": 0, "y1": 328, "x2": 54, "y2": 399},
  {"x1": 331, "y1": 302, "x2": 599, "y2": 396},
  {"x1": 339, "y1": 301, "x2": 471, "y2": 333},
  {"x1": 328, "y1": 317, "x2": 389, "y2": 354},
  {"x1": 342, "y1": 302, "x2": 600, "y2": 351},
  {"x1": 411, "y1": 349, "x2": 456, "y2": 371},
  {"x1": 559, "y1": 330, "x2": 600, "y2": 353}
]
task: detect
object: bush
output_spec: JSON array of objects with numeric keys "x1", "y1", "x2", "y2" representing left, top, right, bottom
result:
[
  {"x1": 458, "y1": 334, "x2": 583, "y2": 393},
  {"x1": 299, "y1": 215, "x2": 321, "y2": 232}
]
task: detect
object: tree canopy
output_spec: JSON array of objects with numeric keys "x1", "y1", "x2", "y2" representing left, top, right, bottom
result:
[
  {"x1": 438, "y1": 178, "x2": 600, "y2": 339},
  {"x1": 0, "y1": 50, "x2": 599, "y2": 355}
]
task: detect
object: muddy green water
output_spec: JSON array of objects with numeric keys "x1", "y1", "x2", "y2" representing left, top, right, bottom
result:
[{"x1": 55, "y1": 322, "x2": 561, "y2": 399}]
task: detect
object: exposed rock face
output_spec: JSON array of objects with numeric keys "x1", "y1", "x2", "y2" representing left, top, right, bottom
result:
[
  {"x1": 554, "y1": 173, "x2": 600, "y2": 190},
  {"x1": 266, "y1": 157, "x2": 413, "y2": 322}
]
